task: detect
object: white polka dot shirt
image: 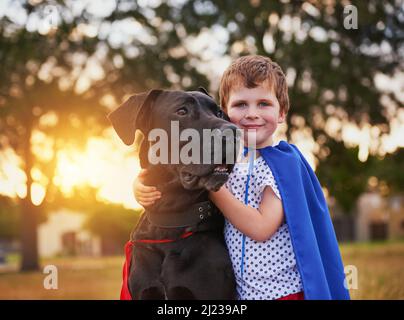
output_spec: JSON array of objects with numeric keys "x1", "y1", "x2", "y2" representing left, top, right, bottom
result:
[{"x1": 224, "y1": 155, "x2": 303, "y2": 300}]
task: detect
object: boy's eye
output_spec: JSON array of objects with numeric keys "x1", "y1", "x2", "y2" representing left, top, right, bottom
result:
[
  {"x1": 176, "y1": 107, "x2": 188, "y2": 116},
  {"x1": 233, "y1": 102, "x2": 247, "y2": 108},
  {"x1": 259, "y1": 101, "x2": 271, "y2": 107}
]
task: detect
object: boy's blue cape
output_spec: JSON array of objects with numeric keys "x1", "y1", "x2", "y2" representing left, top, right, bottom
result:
[{"x1": 259, "y1": 141, "x2": 350, "y2": 300}]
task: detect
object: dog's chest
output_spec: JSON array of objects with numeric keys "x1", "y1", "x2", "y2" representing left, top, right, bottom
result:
[{"x1": 132, "y1": 214, "x2": 189, "y2": 241}]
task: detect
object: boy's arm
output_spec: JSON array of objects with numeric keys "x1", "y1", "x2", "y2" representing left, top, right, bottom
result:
[{"x1": 209, "y1": 185, "x2": 284, "y2": 242}]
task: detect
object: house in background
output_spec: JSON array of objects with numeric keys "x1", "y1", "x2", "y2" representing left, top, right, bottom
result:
[
  {"x1": 325, "y1": 192, "x2": 404, "y2": 243},
  {"x1": 356, "y1": 193, "x2": 404, "y2": 242},
  {"x1": 38, "y1": 209, "x2": 101, "y2": 258}
]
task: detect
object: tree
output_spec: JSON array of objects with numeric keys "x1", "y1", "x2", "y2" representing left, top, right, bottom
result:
[{"x1": 0, "y1": 2, "x2": 109, "y2": 271}]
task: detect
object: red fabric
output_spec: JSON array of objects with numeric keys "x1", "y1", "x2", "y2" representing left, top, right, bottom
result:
[
  {"x1": 120, "y1": 241, "x2": 134, "y2": 300},
  {"x1": 277, "y1": 291, "x2": 305, "y2": 300},
  {"x1": 119, "y1": 231, "x2": 194, "y2": 300}
]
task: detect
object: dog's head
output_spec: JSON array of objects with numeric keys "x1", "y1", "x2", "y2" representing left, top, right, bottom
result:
[{"x1": 108, "y1": 88, "x2": 239, "y2": 192}]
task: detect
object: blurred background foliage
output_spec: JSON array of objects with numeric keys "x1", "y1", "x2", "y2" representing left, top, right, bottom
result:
[{"x1": 0, "y1": 0, "x2": 403, "y2": 271}]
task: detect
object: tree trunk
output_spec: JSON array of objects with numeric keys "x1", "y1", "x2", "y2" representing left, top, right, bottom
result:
[
  {"x1": 20, "y1": 117, "x2": 39, "y2": 272},
  {"x1": 20, "y1": 197, "x2": 39, "y2": 271}
]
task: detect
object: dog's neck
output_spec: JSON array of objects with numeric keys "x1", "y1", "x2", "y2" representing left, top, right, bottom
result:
[{"x1": 143, "y1": 165, "x2": 208, "y2": 216}]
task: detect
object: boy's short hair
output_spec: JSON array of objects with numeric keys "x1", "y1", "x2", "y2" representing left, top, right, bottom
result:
[{"x1": 219, "y1": 55, "x2": 289, "y2": 115}]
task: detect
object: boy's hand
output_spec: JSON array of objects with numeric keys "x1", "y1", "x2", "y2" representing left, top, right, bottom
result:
[
  {"x1": 208, "y1": 185, "x2": 228, "y2": 206},
  {"x1": 133, "y1": 169, "x2": 161, "y2": 207}
]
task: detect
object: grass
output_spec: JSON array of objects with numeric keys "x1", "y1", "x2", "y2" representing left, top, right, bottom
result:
[
  {"x1": 0, "y1": 255, "x2": 123, "y2": 299},
  {"x1": 0, "y1": 241, "x2": 403, "y2": 300},
  {"x1": 340, "y1": 241, "x2": 404, "y2": 300}
]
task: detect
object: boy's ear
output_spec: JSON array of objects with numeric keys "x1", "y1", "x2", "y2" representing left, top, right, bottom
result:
[
  {"x1": 107, "y1": 89, "x2": 162, "y2": 145},
  {"x1": 197, "y1": 87, "x2": 212, "y2": 97},
  {"x1": 278, "y1": 110, "x2": 286, "y2": 123}
]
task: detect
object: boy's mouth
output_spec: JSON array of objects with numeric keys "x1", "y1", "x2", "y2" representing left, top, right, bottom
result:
[{"x1": 242, "y1": 125, "x2": 263, "y2": 130}]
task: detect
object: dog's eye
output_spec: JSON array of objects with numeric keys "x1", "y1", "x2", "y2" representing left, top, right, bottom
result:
[
  {"x1": 176, "y1": 107, "x2": 188, "y2": 116},
  {"x1": 216, "y1": 110, "x2": 224, "y2": 118}
]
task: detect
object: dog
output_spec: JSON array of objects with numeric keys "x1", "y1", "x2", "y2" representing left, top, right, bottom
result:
[{"x1": 108, "y1": 88, "x2": 238, "y2": 299}]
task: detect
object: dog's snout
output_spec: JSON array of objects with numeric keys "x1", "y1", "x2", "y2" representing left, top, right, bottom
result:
[
  {"x1": 218, "y1": 124, "x2": 239, "y2": 165},
  {"x1": 219, "y1": 123, "x2": 238, "y2": 133},
  {"x1": 219, "y1": 124, "x2": 238, "y2": 142}
]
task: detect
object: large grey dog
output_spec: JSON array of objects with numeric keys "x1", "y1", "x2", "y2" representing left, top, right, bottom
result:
[{"x1": 108, "y1": 88, "x2": 238, "y2": 299}]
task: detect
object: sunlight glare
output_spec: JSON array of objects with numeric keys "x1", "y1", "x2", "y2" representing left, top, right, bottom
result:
[{"x1": 31, "y1": 182, "x2": 46, "y2": 206}]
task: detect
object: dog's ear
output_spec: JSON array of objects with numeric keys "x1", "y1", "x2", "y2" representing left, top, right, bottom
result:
[
  {"x1": 107, "y1": 89, "x2": 162, "y2": 145},
  {"x1": 197, "y1": 87, "x2": 212, "y2": 98}
]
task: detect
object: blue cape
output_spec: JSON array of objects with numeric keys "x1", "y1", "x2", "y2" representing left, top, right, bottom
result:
[{"x1": 259, "y1": 141, "x2": 350, "y2": 300}]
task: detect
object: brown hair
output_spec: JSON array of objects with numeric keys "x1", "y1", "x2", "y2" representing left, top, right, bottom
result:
[{"x1": 219, "y1": 55, "x2": 289, "y2": 115}]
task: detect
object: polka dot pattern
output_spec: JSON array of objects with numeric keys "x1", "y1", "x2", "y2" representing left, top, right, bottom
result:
[{"x1": 224, "y1": 156, "x2": 303, "y2": 300}]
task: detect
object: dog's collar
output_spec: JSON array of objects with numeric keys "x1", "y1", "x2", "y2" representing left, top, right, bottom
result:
[{"x1": 146, "y1": 200, "x2": 216, "y2": 228}]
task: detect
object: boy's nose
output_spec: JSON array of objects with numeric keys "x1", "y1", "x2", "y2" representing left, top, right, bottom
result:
[{"x1": 245, "y1": 107, "x2": 259, "y2": 119}]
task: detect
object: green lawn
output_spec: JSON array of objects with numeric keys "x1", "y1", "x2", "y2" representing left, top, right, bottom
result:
[{"x1": 0, "y1": 241, "x2": 403, "y2": 300}]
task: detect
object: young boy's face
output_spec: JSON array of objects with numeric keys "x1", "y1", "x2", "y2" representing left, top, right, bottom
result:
[{"x1": 226, "y1": 82, "x2": 285, "y2": 149}]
